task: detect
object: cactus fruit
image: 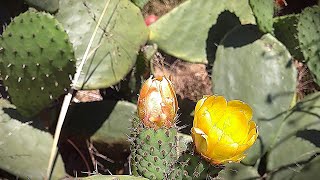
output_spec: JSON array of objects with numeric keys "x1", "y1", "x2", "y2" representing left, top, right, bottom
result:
[
  {"x1": 274, "y1": 14, "x2": 304, "y2": 60},
  {"x1": 130, "y1": 118, "x2": 178, "y2": 179},
  {"x1": 249, "y1": 0, "x2": 274, "y2": 33},
  {"x1": 0, "y1": 11, "x2": 75, "y2": 117},
  {"x1": 297, "y1": 6, "x2": 320, "y2": 85}
]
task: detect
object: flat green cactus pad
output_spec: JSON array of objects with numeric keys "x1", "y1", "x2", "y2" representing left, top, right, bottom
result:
[
  {"x1": 0, "y1": 99, "x2": 65, "y2": 179},
  {"x1": 249, "y1": 0, "x2": 274, "y2": 33},
  {"x1": 149, "y1": 0, "x2": 255, "y2": 64},
  {"x1": 274, "y1": 14, "x2": 304, "y2": 60},
  {"x1": 267, "y1": 92, "x2": 320, "y2": 179},
  {"x1": 56, "y1": 0, "x2": 149, "y2": 90},
  {"x1": 213, "y1": 25, "x2": 297, "y2": 165},
  {"x1": 297, "y1": 6, "x2": 320, "y2": 85},
  {"x1": 0, "y1": 11, "x2": 75, "y2": 117},
  {"x1": 217, "y1": 163, "x2": 260, "y2": 179},
  {"x1": 63, "y1": 100, "x2": 136, "y2": 145}
]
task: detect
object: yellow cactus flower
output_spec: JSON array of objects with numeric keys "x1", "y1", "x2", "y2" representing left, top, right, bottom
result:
[
  {"x1": 191, "y1": 95, "x2": 258, "y2": 165},
  {"x1": 137, "y1": 76, "x2": 178, "y2": 129}
]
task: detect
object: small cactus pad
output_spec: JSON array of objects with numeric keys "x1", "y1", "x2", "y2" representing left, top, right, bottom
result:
[
  {"x1": 171, "y1": 143, "x2": 222, "y2": 180},
  {"x1": 297, "y1": 6, "x2": 320, "y2": 85},
  {"x1": 0, "y1": 11, "x2": 75, "y2": 117},
  {"x1": 249, "y1": 0, "x2": 274, "y2": 33},
  {"x1": 131, "y1": 119, "x2": 178, "y2": 179},
  {"x1": 274, "y1": 14, "x2": 304, "y2": 60}
]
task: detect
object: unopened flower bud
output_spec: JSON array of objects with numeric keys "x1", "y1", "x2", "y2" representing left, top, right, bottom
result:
[{"x1": 137, "y1": 76, "x2": 178, "y2": 129}]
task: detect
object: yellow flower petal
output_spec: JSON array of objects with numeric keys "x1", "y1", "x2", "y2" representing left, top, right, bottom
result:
[
  {"x1": 215, "y1": 110, "x2": 249, "y2": 143},
  {"x1": 227, "y1": 100, "x2": 253, "y2": 121},
  {"x1": 196, "y1": 96, "x2": 227, "y2": 134},
  {"x1": 192, "y1": 95, "x2": 258, "y2": 165},
  {"x1": 191, "y1": 127, "x2": 208, "y2": 153}
]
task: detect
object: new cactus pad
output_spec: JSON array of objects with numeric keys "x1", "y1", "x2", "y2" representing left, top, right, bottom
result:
[
  {"x1": 0, "y1": 11, "x2": 75, "y2": 117},
  {"x1": 130, "y1": 118, "x2": 178, "y2": 179}
]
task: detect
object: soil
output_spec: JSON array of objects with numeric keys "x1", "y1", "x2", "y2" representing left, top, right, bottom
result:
[{"x1": 153, "y1": 52, "x2": 212, "y2": 102}]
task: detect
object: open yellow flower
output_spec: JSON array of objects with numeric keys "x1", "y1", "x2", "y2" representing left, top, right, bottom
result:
[
  {"x1": 137, "y1": 76, "x2": 178, "y2": 129},
  {"x1": 191, "y1": 95, "x2": 258, "y2": 165}
]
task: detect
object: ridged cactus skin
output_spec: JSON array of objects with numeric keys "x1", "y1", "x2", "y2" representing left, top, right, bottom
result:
[
  {"x1": 131, "y1": 118, "x2": 178, "y2": 179},
  {"x1": 249, "y1": 0, "x2": 274, "y2": 33},
  {"x1": 0, "y1": 11, "x2": 75, "y2": 117},
  {"x1": 274, "y1": 14, "x2": 304, "y2": 60},
  {"x1": 297, "y1": 6, "x2": 320, "y2": 84}
]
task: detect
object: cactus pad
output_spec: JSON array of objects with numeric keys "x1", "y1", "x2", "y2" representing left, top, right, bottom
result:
[
  {"x1": 24, "y1": 0, "x2": 59, "y2": 13},
  {"x1": 0, "y1": 99, "x2": 65, "y2": 179},
  {"x1": 297, "y1": 6, "x2": 320, "y2": 85},
  {"x1": 267, "y1": 92, "x2": 320, "y2": 179},
  {"x1": 56, "y1": 0, "x2": 148, "y2": 89},
  {"x1": 0, "y1": 11, "x2": 75, "y2": 117},
  {"x1": 213, "y1": 25, "x2": 297, "y2": 164},
  {"x1": 274, "y1": 14, "x2": 304, "y2": 60},
  {"x1": 249, "y1": 0, "x2": 274, "y2": 33},
  {"x1": 172, "y1": 143, "x2": 222, "y2": 180},
  {"x1": 149, "y1": 0, "x2": 255, "y2": 64},
  {"x1": 131, "y1": 119, "x2": 178, "y2": 179}
]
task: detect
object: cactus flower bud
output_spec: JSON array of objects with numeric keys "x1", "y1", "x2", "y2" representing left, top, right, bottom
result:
[
  {"x1": 191, "y1": 95, "x2": 258, "y2": 165},
  {"x1": 137, "y1": 76, "x2": 178, "y2": 129}
]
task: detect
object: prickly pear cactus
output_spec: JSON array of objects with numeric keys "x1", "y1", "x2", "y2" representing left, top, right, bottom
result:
[
  {"x1": 249, "y1": 0, "x2": 274, "y2": 33},
  {"x1": 56, "y1": 0, "x2": 148, "y2": 90},
  {"x1": 131, "y1": 119, "x2": 178, "y2": 179},
  {"x1": 213, "y1": 25, "x2": 297, "y2": 164},
  {"x1": 297, "y1": 6, "x2": 320, "y2": 84},
  {"x1": 0, "y1": 99, "x2": 65, "y2": 179},
  {"x1": 273, "y1": 14, "x2": 304, "y2": 60},
  {"x1": 149, "y1": 0, "x2": 255, "y2": 64},
  {"x1": 81, "y1": 175, "x2": 148, "y2": 180},
  {"x1": 171, "y1": 144, "x2": 221, "y2": 180},
  {"x1": 0, "y1": 11, "x2": 75, "y2": 117},
  {"x1": 24, "y1": 0, "x2": 59, "y2": 13},
  {"x1": 267, "y1": 92, "x2": 320, "y2": 179},
  {"x1": 132, "y1": 0, "x2": 150, "y2": 9}
]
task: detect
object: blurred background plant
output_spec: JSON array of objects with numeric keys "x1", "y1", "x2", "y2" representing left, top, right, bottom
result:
[{"x1": 0, "y1": 0, "x2": 320, "y2": 179}]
